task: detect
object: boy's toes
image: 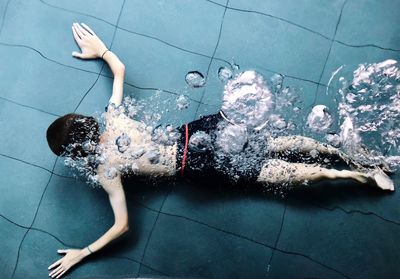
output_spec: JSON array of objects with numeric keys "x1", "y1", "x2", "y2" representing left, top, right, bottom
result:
[{"x1": 370, "y1": 169, "x2": 395, "y2": 191}]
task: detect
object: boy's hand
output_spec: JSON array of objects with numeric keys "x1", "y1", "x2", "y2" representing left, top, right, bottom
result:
[
  {"x1": 48, "y1": 248, "x2": 86, "y2": 278},
  {"x1": 71, "y1": 22, "x2": 108, "y2": 60}
]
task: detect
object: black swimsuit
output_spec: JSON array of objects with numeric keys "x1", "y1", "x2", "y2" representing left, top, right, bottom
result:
[
  {"x1": 175, "y1": 113, "x2": 224, "y2": 179},
  {"x1": 106, "y1": 104, "x2": 263, "y2": 183},
  {"x1": 175, "y1": 112, "x2": 264, "y2": 183}
]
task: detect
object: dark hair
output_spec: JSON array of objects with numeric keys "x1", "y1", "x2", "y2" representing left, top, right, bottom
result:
[{"x1": 46, "y1": 113, "x2": 100, "y2": 158}]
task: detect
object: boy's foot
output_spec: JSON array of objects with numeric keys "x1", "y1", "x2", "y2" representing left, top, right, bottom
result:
[{"x1": 369, "y1": 168, "x2": 395, "y2": 191}]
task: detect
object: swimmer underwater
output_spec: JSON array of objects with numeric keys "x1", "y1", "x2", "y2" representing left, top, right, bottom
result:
[{"x1": 45, "y1": 23, "x2": 395, "y2": 278}]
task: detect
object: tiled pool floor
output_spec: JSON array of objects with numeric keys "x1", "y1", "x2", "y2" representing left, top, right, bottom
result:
[{"x1": 1, "y1": 0, "x2": 400, "y2": 278}]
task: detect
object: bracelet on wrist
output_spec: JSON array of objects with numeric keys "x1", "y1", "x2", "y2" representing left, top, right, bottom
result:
[
  {"x1": 101, "y1": 49, "x2": 109, "y2": 59},
  {"x1": 86, "y1": 245, "x2": 93, "y2": 254}
]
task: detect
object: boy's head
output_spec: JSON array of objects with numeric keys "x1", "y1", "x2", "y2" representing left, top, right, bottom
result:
[{"x1": 46, "y1": 113, "x2": 100, "y2": 158}]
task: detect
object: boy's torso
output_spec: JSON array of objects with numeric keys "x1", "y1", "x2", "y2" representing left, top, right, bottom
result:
[{"x1": 98, "y1": 111, "x2": 178, "y2": 178}]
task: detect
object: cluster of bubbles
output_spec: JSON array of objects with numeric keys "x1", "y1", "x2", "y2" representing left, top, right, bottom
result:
[
  {"x1": 63, "y1": 59, "x2": 399, "y2": 193},
  {"x1": 314, "y1": 59, "x2": 400, "y2": 170}
]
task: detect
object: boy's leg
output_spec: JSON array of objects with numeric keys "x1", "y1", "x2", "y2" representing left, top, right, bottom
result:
[
  {"x1": 266, "y1": 135, "x2": 373, "y2": 171},
  {"x1": 267, "y1": 135, "x2": 338, "y2": 155},
  {"x1": 256, "y1": 159, "x2": 394, "y2": 191}
]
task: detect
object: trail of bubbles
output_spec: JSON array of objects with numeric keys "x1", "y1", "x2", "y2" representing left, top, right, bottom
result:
[{"x1": 61, "y1": 60, "x2": 399, "y2": 192}]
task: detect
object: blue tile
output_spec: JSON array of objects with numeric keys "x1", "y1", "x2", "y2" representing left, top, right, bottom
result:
[
  {"x1": 229, "y1": 0, "x2": 345, "y2": 39},
  {"x1": 215, "y1": 9, "x2": 332, "y2": 82},
  {"x1": 13, "y1": 229, "x2": 139, "y2": 278},
  {"x1": 198, "y1": 59, "x2": 233, "y2": 107},
  {"x1": 195, "y1": 103, "x2": 221, "y2": 119},
  {"x1": 77, "y1": 78, "x2": 198, "y2": 127},
  {"x1": 336, "y1": 0, "x2": 400, "y2": 50},
  {"x1": 0, "y1": 217, "x2": 27, "y2": 279},
  {"x1": 0, "y1": 44, "x2": 99, "y2": 116},
  {"x1": 53, "y1": 156, "x2": 76, "y2": 178},
  {"x1": 74, "y1": 75, "x2": 113, "y2": 115},
  {"x1": 1, "y1": 0, "x2": 399, "y2": 278},
  {"x1": 42, "y1": 0, "x2": 125, "y2": 25},
  {"x1": 0, "y1": 99, "x2": 58, "y2": 170},
  {"x1": 267, "y1": 250, "x2": 343, "y2": 279},
  {"x1": 0, "y1": 156, "x2": 51, "y2": 227},
  {"x1": 103, "y1": 28, "x2": 210, "y2": 102},
  {"x1": 277, "y1": 203, "x2": 400, "y2": 279},
  {"x1": 32, "y1": 175, "x2": 113, "y2": 247},
  {"x1": 0, "y1": 0, "x2": 114, "y2": 73},
  {"x1": 319, "y1": 42, "x2": 400, "y2": 87},
  {"x1": 143, "y1": 213, "x2": 272, "y2": 278},
  {"x1": 163, "y1": 179, "x2": 286, "y2": 248},
  {"x1": 0, "y1": 0, "x2": 10, "y2": 33},
  {"x1": 138, "y1": 264, "x2": 167, "y2": 278},
  {"x1": 199, "y1": 61, "x2": 319, "y2": 135},
  {"x1": 209, "y1": 0, "x2": 227, "y2": 6},
  {"x1": 119, "y1": 0, "x2": 226, "y2": 56},
  {"x1": 291, "y1": 174, "x2": 400, "y2": 226},
  {"x1": 33, "y1": 174, "x2": 160, "y2": 262}
]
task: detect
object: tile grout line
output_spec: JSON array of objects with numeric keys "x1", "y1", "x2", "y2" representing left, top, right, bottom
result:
[
  {"x1": 266, "y1": 202, "x2": 287, "y2": 275},
  {"x1": 0, "y1": 41, "x2": 101, "y2": 75},
  {"x1": 309, "y1": 201, "x2": 400, "y2": 226},
  {"x1": 311, "y1": 0, "x2": 348, "y2": 108},
  {"x1": 10, "y1": 157, "x2": 58, "y2": 278},
  {"x1": 73, "y1": 0, "x2": 126, "y2": 113},
  {"x1": 0, "y1": 40, "x2": 327, "y2": 105},
  {"x1": 204, "y1": 0, "x2": 400, "y2": 52},
  {"x1": 0, "y1": 41, "x2": 216, "y2": 114},
  {"x1": 334, "y1": 39, "x2": 400, "y2": 52},
  {"x1": 1, "y1": 148, "x2": 398, "y2": 239},
  {"x1": 0, "y1": 190, "x2": 390, "y2": 279},
  {"x1": 0, "y1": 213, "x2": 168, "y2": 277},
  {"x1": 0, "y1": 192, "x2": 391, "y2": 279},
  {"x1": 0, "y1": 153, "x2": 73, "y2": 179},
  {"x1": 37, "y1": 0, "x2": 231, "y2": 63},
  {"x1": 158, "y1": 209, "x2": 352, "y2": 279},
  {"x1": 38, "y1": 0, "x2": 400, "y2": 53},
  {"x1": 0, "y1": 95, "x2": 61, "y2": 117},
  {"x1": 0, "y1": 0, "x2": 12, "y2": 37},
  {"x1": 0, "y1": 1, "x2": 396, "y2": 278},
  {"x1": 136, "y1": 186, "x2": 173, "y2": 277},
  {"x1": 194, "y1": 0, "x2": 229, "y2": 119}
]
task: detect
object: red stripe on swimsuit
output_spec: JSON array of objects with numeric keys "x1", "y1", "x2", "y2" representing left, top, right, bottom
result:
[{"x1": 181, "y1": 124, "x2": 189, "y2": 177}]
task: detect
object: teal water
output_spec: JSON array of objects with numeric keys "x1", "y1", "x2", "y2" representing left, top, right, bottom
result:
[{"x1": 0, "y1": 0, "x2": 399, "y2": 278}]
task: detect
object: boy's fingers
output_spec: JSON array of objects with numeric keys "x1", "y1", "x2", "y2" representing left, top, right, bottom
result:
[
  {"x1": 75, "y1": 23, "x2": 89, "y2": 36},
  {"x1": 81, "y1": 23, "x2": 95, "y2": 36},
  {"x1": 73, "y1": 24, "x2": 84, "y2": 38},
  {"x1": 71, "y1": 26, "x2": 81, "y2": 41},
  {"x1": 48, "y1": 259, "x2": 62, "y2": 270}
]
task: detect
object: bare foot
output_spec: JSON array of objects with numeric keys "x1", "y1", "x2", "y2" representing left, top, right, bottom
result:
[{"x1": 369, "y1": 168, "x2": 395, "y2": 191}]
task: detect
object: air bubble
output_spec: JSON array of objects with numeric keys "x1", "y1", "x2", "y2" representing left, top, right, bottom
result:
[
  {"x1": 146, "y1": 149, "x2": 160, "y2": 164},
  {"x1": 176, "y1": 95, "x2": 189, "y2": 110},
  {"x1": 131, "y1": 163, "x2": 139, "y2": 173},
  {"x1": 309, "y1": 149, "x2": 319, "y2": 158},
  {"x1": 105, "y1": 167, "x2": 118, "y2": 180},
  {"x1": 185, "y1": 71, "x2": 205, "y2": 88},
  {"x1": 307, "y1": 105, "x2": 333, "y2": 133},
  {"x1": 82, "y1": 140, "x2": 95, "y2": 152},
  {"x1": 218, "y1": 67, "x2": 233, "y2": 82},
  {"x1": 189, "y1": 131, "x2": 213, "y2": 152},
  {"x1": 115, "y1": 133, "x2": 131, "y2": 153},
  {"x1": 270, "y1": 74, "x2": 284, "y2": 93},
  {"x1": 269, "y1": 114, "x2": 287, "y2": 130},
  {"x1": 325, "y1": 133, "x2": 341, "y2": 148}
]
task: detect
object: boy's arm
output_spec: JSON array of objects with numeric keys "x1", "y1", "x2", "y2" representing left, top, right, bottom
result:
[
  {"x1": 103, "y1": 51, "x2": 125, "y2": 107},
  {"x1": 71, "y1": 22, "x2": 125, "y2": 107},
  {"x1": 48, "y1": 166, "x2": 129, "y2": 279}
]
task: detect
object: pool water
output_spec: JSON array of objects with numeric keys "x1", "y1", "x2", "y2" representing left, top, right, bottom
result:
[{"x1": 0, "y1": 0, "x2": 399, "y2": 278}]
